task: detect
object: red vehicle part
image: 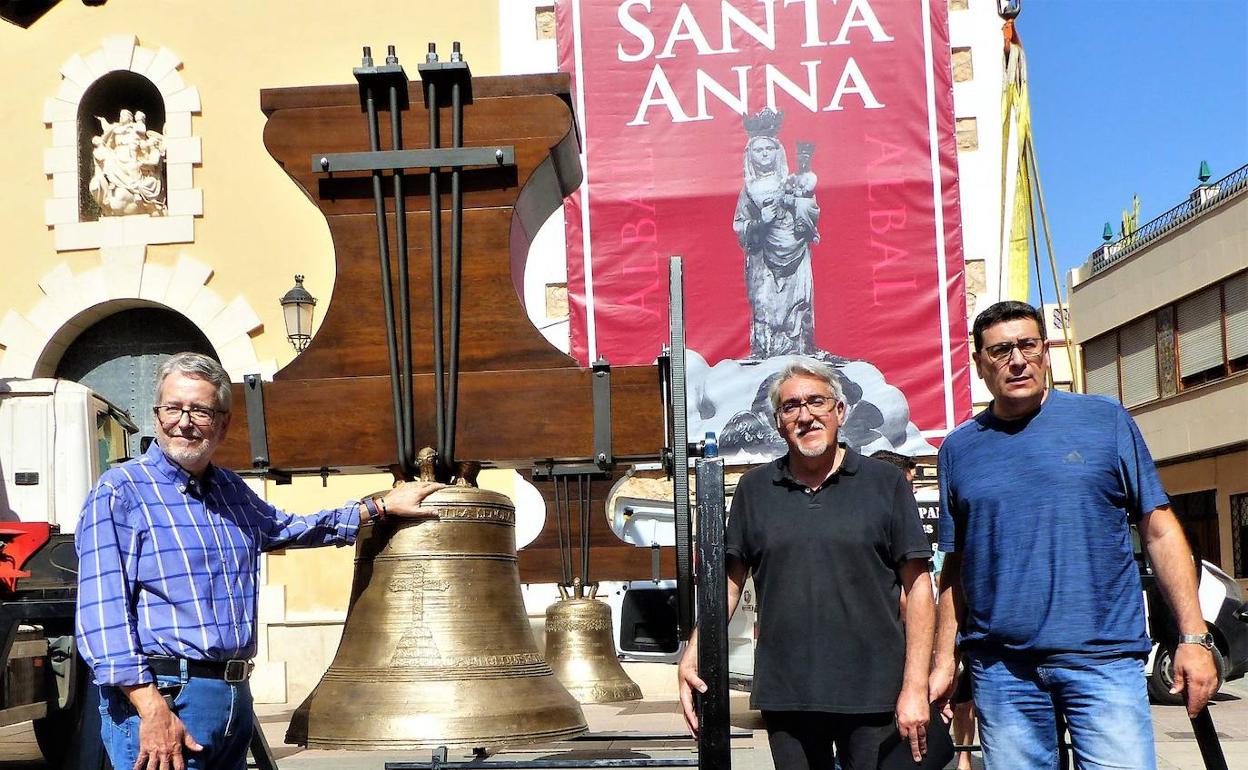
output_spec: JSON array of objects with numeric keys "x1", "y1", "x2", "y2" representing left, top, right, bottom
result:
[{"x1": 0, "y1": 522, "x2": 52, "y2": 593}]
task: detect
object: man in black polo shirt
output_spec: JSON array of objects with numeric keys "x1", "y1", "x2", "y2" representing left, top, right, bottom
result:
[{"x1": 679, "y1": 359, "x2": 936, "y2": 769}]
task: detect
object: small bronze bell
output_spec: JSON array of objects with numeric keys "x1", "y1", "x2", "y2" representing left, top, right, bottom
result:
[{"x1": 544, "y1": 578, "x2": 643, "y2": 703}]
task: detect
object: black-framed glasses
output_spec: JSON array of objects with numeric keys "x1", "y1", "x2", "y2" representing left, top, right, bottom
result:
[
  {"x1": 983, "y1": 337, "x2": 1045, "y2": 364},
  {"x1": 153, "y1": 404, "x2": 224, "y2": 428},
  {"x1": 778, "y1": 394, "x2": 839, "y2": 419}
]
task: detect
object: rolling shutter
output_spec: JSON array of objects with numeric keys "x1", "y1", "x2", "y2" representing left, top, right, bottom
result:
[
  {"x1": 1177, "y1": 287, "x2": 1224, "y2": 379},
  {"x1": 1082, "y1": 333, "x2": 1119, "y2": 400},
  {"x1": 1119, "y1": 316, "x2": 1159, "y2": 406},
  {"x1": 1224, "y1": 273, "x2": 1247, "y2": 362}
]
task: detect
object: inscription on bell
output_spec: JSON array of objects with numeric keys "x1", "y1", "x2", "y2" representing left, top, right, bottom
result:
[
  {"x1": 438, "y1": 506, "x2": 515, "y2": 523},
  {"x1": 546, "y1": 616, "x2": 612, "y2": 633}
]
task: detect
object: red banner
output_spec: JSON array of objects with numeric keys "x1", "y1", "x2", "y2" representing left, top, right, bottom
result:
[{"x1": 557, "y1": 0, "x2": 971, "y2": 456}]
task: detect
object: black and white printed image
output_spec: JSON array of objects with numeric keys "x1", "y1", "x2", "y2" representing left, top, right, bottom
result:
[{"x1": 687, "y1": 108, "x2": 935, "y2": 463}]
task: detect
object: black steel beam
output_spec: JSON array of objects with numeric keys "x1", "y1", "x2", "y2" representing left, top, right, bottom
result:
[
  {"x1": 312, "y1": 146, "x2": 515, "y2": 173},
  {"x1": 694, "y1": 455, "x2": 731, "y2": 770}
]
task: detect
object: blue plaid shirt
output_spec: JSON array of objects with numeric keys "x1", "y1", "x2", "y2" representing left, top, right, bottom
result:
[{"x1": 75, "y1": 443, "x2": 361, "y2": 687}]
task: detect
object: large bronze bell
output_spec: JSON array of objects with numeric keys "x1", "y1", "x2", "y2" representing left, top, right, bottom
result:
[
  {"x1": 288, "y1": 479, "x2": 587, "y2": 751},
  {"x1": 544, "y1": 579, "x2": 643, "y2": 703}
]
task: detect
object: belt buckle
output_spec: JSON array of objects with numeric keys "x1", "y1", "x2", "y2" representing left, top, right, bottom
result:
[{"x1": 224, "y1": 659, "x2": 250, "y2": 683}]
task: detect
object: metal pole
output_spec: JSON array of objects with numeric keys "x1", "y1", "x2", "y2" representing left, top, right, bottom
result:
[
  {"x1": 668, "y1": 257, "x2": 694, "y2": 639},
  {"x1": 446, "y1": 42, "x2": 465, "y2": 469},
  {"x1": 426, "y1": 66, "x2": 446, "y2": 468},
  {"x1": 554, "y1": 473, "x2": 570, "y2": 587},
  {"x1": 694, "y1": 454, "x2": 731, "y2": 770},
  {"x1": 362, "y1": 65, "x2": 406, "y2": 475},
  {"x1": 1191, "y1": 707, "x2": 1230, "y2": 770},
  {"x1": 387, "y1": 46, "x2": 414, "y2": 474},
  {"x1": 580, "y1": 474, "x2": 591, "y2": 586}
]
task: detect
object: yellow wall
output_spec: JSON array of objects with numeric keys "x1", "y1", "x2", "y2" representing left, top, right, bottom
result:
[
  {"x1": 2, "y1": 1, "x2": 504, "y2": 703},
  {"x1": 0, "y1": 0, "x2": 500, "y2": 369},
  {"x1": 1158, "y1": 449, "x2": 1248, "y2": 586}
]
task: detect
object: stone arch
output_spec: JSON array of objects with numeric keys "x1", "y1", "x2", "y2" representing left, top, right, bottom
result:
[
  {"x1": 0, "y1": 246, "x2": 277, "y2": 383},
  {"x1": 43, "y1": 35, "x2": 202, "y2": 251},
  {"x1": 55, "y1": 306, "x2": 219, "y2": 453}
]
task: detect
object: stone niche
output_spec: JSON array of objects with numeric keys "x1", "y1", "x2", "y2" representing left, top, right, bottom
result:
[{"x1": 43, "y1": 35, "x2": 202, "y2": 252}]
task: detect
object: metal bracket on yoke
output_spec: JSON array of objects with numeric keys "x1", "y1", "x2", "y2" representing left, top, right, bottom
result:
[
  {"x1": 591, "y1": 357, "x2": 613, "y2": 470},
  {"x1": 242, "y1": 375, "x2": 291, "y2": 485}
]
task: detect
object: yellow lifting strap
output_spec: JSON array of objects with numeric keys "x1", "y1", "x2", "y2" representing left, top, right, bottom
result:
[{"x1": 998, "y1": 22, "x2": 1077, "y2": 379}]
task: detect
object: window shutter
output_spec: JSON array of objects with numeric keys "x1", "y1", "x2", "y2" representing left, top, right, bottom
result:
[
  {"x1": 1119, "y1": 316, "x2": 1159, "y2": 406},
  {"x1": 1225, "y1": 273, "x2": 1247, "y2": 361},
  {"x1": 1083, "y1": 333, "x2": 1119, "y2": 400},
  {"x1": 1177, "y1": 287, "x2": 1224, "y2": 379}
]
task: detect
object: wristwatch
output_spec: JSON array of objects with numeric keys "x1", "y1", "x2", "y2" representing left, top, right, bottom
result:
[{"x1": 1178, "y1": 632, "x2": 1215, "y2": 650}]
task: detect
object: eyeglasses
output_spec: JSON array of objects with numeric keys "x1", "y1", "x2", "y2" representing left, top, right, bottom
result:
[
  {"x1": 778, "y1": 395, "x2": 839, "y2": 419},
  {"x1": 153, "y1": 404, "x2": 225, "y2": 428},
  {"x1": 982, "y1": 337, "x2": 1046, "y2": 365}
]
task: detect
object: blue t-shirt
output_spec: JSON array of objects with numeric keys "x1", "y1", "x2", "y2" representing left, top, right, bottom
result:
[{"x1": 938, "y1": 389, "x2": 1168, "y2": 661}]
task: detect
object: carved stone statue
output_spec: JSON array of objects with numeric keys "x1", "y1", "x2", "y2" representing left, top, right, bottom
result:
[{"x1": 89, "y1": 109, "x2": 167, "y2": 217}]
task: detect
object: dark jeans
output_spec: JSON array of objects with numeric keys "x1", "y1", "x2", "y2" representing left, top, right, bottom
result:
[{"x1": 763, "y1": 710, "x2": 895, "y2": 770}]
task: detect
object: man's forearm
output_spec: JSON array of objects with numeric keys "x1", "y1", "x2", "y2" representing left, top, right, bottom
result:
[
  {"x1": 933, "y1": 553, "x2": 963, "y2": 670},
  {"x1": 1143, "y1": 510, "x2": 1206, "y2": 634},
  {"x1": 901, "y1": 560, "x2": 935, "y2": 692},
  {"x1": 123, "y1": 682, "x2": 170, "y2": 718}
]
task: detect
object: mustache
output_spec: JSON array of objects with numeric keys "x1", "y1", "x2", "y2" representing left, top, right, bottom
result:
[{"x1": 795, "y1": 420, "x2": 825, "y2": 437}]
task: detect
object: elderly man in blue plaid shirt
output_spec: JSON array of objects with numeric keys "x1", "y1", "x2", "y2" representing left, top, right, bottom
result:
[{"x1": 76, "y1": 352, "x2": 444, "y2": 770}]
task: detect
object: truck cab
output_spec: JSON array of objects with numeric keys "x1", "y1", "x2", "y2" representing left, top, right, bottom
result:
[{"x1": 0, "y1": 378, "x2": 135, "y2": 765}]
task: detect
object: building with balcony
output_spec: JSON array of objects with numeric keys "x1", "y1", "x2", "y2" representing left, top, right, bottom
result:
[{"x1": 1069, "y1": 163, "x2": 1248, "y2": 584}]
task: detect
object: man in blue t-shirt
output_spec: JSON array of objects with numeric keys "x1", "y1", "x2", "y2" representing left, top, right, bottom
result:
[{"x1": 929, "y1": 302, "x2": 1217, "y2": 770}]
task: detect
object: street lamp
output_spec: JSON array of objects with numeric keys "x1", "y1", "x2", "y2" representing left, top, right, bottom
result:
[{"x1": 280, "y1": 275, "x2": 317, "y2": 352}]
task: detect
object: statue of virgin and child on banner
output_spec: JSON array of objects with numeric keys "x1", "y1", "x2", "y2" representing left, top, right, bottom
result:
[{"x1": 556, "y1": 0, "x2": 974, "y2": 462}]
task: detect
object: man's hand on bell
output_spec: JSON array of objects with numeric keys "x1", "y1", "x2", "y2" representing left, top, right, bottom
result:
[{"x1": 382, "y1": 481, "x2": 447, "y2": 518}]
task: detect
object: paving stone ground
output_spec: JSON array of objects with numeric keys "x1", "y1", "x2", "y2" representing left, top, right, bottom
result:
[{"x1": 2, "y1": 664, "x2": 1245, "y2": 769}]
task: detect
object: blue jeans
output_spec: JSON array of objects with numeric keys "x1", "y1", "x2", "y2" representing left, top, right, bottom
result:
[
  {"x1": 99, "y1": 662, "x2": 253, "y2": 770},
  {"x1": 969, "y1": 654, "x2": 1156, "y2": 770}
]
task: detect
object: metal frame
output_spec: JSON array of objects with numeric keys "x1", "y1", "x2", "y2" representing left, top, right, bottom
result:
[
  {"x1": 309, "y1": 43, "x2": 518, "y2": 480},
  {"x1": 665, "y1": 257, "x2": 694, "y2": 641}
]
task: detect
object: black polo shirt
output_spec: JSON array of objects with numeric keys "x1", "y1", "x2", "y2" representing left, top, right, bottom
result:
[{"x1": 725, "y1": 447, "x2": 931, "y2": 713}]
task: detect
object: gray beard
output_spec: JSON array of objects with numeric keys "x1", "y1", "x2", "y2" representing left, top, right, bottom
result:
[{"x1": 156, "y1": 434, "x2": 213, "y2": 471}]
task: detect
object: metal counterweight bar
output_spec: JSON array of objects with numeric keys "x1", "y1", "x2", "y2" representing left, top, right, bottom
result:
[
  {"x1": 364, "y1": 84, "x2": 407, "y2": 476},
  {"x1": 446, "y1": 77, "x2": 463, "y2": 468},
  {"x1": 389, "y1": 80, "x2": 414, "y2": 472},
  {"x1": 427, "y1": 78, "x2": 447, "y2": 467},
  {"x1": 386, "y1": 760, "x2": 699, "y2": 769}
]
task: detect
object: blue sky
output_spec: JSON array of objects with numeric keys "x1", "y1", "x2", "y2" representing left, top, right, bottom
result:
[{"x1": 1012, "y1": 0, "x2": 1247, "y2": 304}]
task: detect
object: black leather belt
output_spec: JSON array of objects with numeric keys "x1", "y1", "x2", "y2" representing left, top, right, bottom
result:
[{"x1": 148, "y1": 656, "x2": 252, "y2": 683}]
